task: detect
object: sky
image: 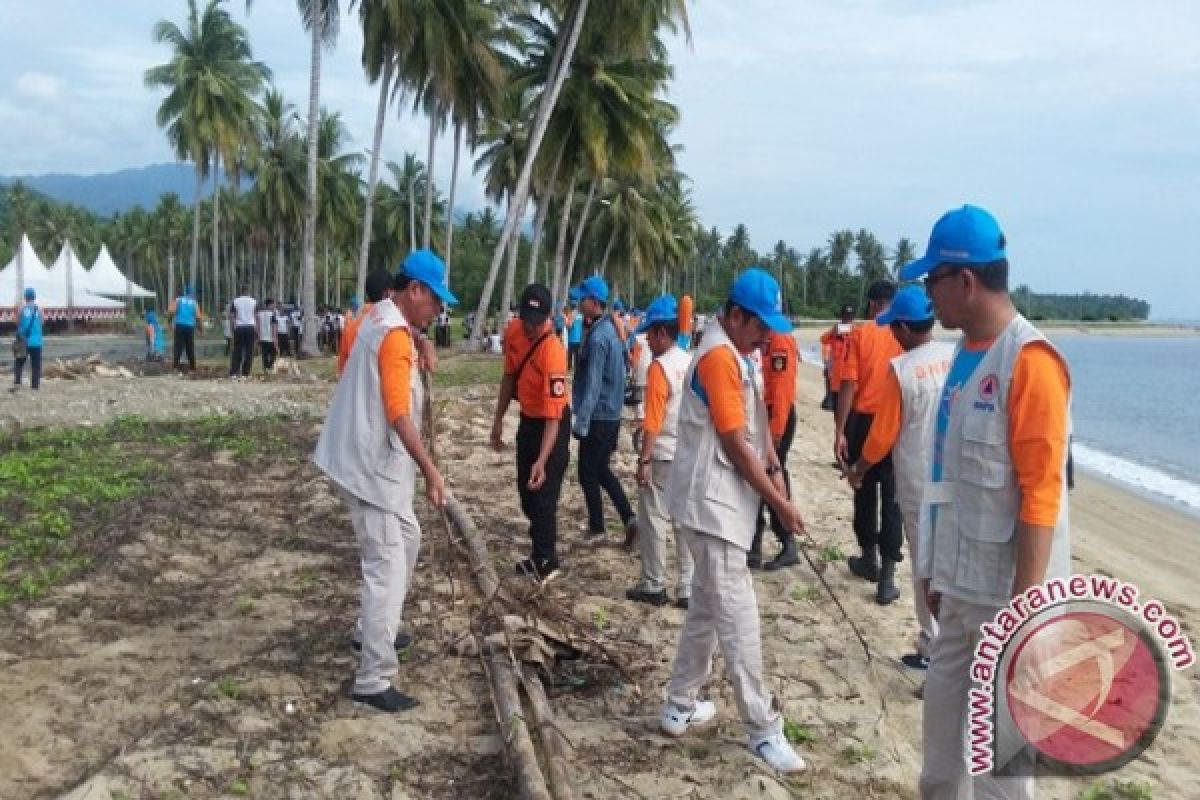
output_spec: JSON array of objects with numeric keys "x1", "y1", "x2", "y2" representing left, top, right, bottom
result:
[{"x1": 1, "y1": 0, "x2": 1198, "y2": 319}]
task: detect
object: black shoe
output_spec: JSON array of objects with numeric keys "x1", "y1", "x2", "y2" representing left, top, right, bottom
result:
[
  {"x1": 847, "y1": 554, "x2": 880, "y2": 582},
  {"x1": 350, "y1": 631, "x2": 413, "y2": 653},
  {"x1": 516, "y1": 557, "x2": 561, "y2": 583},
  {"x1": 901, "y1": 653, "x2": 930, "y2": 671},
  {"x1": 622, "y1": 519, "x2": 640, "y2": 550},
  {"x1": 876, "y1": 559, "x2": 900, "y2": 605},
  {"x1": 747, "y1": 551, "x2": 763, "y2": 570},
  {"x1": 352, "y1": 686, "x2": 419, "y2": 713},
  {"x1": 625, "y1": 587, "x2": 669, "y2": 606},
  {"x1": 674, "y1": 596, "x2": 690, "y2": 610},
  {"x1": 763, "y1": 538, "x2": 799, "y2": 571}
]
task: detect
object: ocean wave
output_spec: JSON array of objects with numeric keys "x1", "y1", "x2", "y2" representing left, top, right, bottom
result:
[{"x1": 1073, "y1": 442, "x2": 1200, "y2": 513}]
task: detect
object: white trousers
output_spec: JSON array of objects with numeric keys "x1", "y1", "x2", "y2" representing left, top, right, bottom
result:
[
  {"x1": 920, "y1": 595, "x2": 1035, "y2": 800},
  {"x1": 345, "y1": 492, "x2": 422, "y2": 695},
  {"x1": 903, "y1": 510, "x2": 939, "y2": 657},
  {"x1": 636, "y1": 460, "x2": 694, "y2": 597},
  {"x1": 666, "y1": 529, "x2": 781, "y2": 740}
]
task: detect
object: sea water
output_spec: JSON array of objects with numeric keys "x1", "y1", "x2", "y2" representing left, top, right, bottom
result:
[
  {"x1": 801, "y1": 332, "x2": 1200, "y2": 515},
  {"x1": 1049, "y1": 335, "x2": 1200, "y2": 515}
]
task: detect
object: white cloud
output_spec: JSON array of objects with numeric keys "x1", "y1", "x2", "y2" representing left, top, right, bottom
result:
[{"x1": 14, "y1": 71, "x2": 63, "y2": 102}]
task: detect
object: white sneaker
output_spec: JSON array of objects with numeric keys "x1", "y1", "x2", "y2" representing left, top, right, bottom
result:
[
  {"x1": 659, "y1": 700, "x2": 716, "y2": 736},
  {"x1": 749, "y1": 732, "x2": 807, "y2": 773}
]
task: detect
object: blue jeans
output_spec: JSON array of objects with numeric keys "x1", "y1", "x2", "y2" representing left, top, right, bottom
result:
[{"x1": 14, "y1": 346, "x2": 41, "y2": 389}]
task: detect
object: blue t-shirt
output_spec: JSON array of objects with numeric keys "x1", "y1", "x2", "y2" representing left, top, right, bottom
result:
[
  {"x1": 18, "y1": 304, "x2": 43, "y2": 348},
  {"x1": 568, "y1": 314, "x2": 584, "y2": 344},
  {"x1": 175, "y1": 296, "x2": 198, "y2": 327},
  {"x1": 932, "y1": 345, "x2": 991, "y2": 482}
]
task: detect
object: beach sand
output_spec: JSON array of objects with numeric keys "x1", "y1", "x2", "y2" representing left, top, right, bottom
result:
[{"x1": 2, "y1": 355, "x2": 1196, "y2": 798}]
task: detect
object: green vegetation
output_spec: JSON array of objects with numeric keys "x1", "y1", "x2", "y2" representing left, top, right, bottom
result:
[
  {"x1": 1079, "y1": 779, "x2": 1154, "y2": 800},
  {"x1": 0, "y1": 415, "x2": 293, "y2": 607},
  {"x1": 783, "y1": 719, "x2": 818, "y2": 745},
  {"x1": 819, "y1": 544, "x2": 846, "y2": 564},
  {"x1": 839, "y1": 742, "x2": 878, "y2": 765},
  {"x1": 790, "y1": 586, "x2": 821, "y2": 604},
  {"x1": 431, "y1": 355, "x2": 504, "y2": 390},
  {"x1": 1014, "y1": 286, "x2": 1150, "y2": 322},
  {"x1": 216, "y1": 676, "x2": 243, "y2": 701}
]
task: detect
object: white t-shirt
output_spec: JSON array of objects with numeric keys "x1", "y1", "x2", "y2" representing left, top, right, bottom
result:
[
  {"x1": 291, "y1": 309, "x2": 303, "y2": 333},
  {"x1": 256, "y1": 310, "x2": 275, "y2": 341},
  {"x1": 337, "y1": 313, "x2": 346, "y2": 331},
  {"x1": 232, "y1": 296, "x2": 257, "y2": 328},
  {"x1": 276, "y1": 312, "x2": 288, "y2": 334},
  {"x1": 488, "y1": 333, "x2": 502, "y2": 354}
]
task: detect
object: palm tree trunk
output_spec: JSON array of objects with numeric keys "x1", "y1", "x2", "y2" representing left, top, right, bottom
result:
[
  {"x1": 276, "y1": 228, "x2": 285, "y2": 304},
  {"x1": 423, "y1": 112, "x2": 437, "y2": 250},
  {"x1": 190, "y1": 168, "x2": 203, "y2": 292},
  {"x1": 444, "y1": 119, "x2": 462, "y2": 282},
  {"x1": 167, "y1": 246, "x2": 176, "y2": 305},
  {"x1": 499, "y1": 214, "x2": 520, "y2": 330},
  {"x1": 470, "y1": 0, "x2": 590, "y2": 344},
  {"x1": 549, "y1": 163, "x2": 580, "y2": 301},
  {"x1": 563, "y1": 175, "x2": 597, "y2": 293},
  {"x1": 211, "y1": 153, "x2": 221, "y2": 317},
  {"x1": 598, "y1": 225, "x2": 617, "y2": 277},
  {"x1": 528, "y1": 140, "x2": 565, "y2": 285},
  {"x1": 300, "y1": 11, "x2": 323, "y2": 355},
  {"x1": 408, "y1": 178, "x2": 417, "y2": 253},
  {"x1": 356, "y1": 56, "x2": 393, "y2": 304}
]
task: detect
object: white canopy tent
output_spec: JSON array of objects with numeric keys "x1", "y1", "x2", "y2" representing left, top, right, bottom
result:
[
  {"x1": 1, "y1": 236, "x2": 125, "y2": 322},
  {"x1": 88, "y1": 244, "x2": 154, "y2": 299}
]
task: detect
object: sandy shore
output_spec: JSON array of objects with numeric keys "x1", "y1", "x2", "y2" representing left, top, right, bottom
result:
[
  {"x1": 788, "y1": 362, "x2": 1200, "y2": 797},
  {"x1": 1, "y1": 355, "x2": 1195, "y2": 798}
]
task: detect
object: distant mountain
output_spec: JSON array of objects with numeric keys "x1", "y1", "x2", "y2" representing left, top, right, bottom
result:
[{"x1": 0, "y1": 163, "x2": 231, "y2": 217}]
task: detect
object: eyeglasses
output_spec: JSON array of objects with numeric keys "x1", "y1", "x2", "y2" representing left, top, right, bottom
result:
[{"x1": 924, "y1": 266, "x2": 963, "y2": 291}]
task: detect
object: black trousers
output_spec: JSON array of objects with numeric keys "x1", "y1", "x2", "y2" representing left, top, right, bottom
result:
[
  {"x1": 260, "y1": 340, "x2": 277, "y2": 372},
  {"x1": 173, "y1": 325, "x2": 196, "y2": 370},
  {"x1": 517, "y1": 408, "x2": 572, "y2": 564},
  {"x1": 752, "y1": 406, "x2": 797, "y2": 553},
  {"x1": 846, "y1": 411, "x2": 904, "y2": 562},
  {"x1": 13, "y1": 346, "x2": 42, "y2": 389},
  {"x1": 577, "y1": 418, "x2": 634, "y2": 533},
  {"x1": 230, "y1": 326, "x2": 256, "y2": 376}
]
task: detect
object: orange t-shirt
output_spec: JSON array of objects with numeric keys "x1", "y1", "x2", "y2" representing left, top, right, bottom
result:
[
  {"x1": 679, "y1": 295, "x2": 694, "y2": 334},
  {"x1": 378, "y1": 326, "x2": 415, "y2": 425},
  {"x1": 1008, "y1": 342, "x2": 1071, "y2": 526},
  {"x1": 763, "y1": 332, "x2": 798, "y2": 437},
  {"x1": 842, "y1": 321, "x2": 903, "y2": 413},
  {"x1": 694, "y1": 347, "x2": 746, "y2": 434},
  {"x1": 820, "y1": 324, "x2": 853, "y2": 389},
  {"x1": 503, "y1": 318, "x2": 568, "y2": 419},
  {"x1": 861, "y1": 369, "x2": 903, "y2": 465},
  {"x1": 642, "y1": 360, "x2": 670, "y2": 435},
  {"x1": 338, "y1": 303, "x2": 372, "y2": 377}
]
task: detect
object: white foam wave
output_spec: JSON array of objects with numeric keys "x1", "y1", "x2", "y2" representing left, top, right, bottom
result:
[{"x1": 1073, "y1": 442, "x2": 1200, "y2": 513}]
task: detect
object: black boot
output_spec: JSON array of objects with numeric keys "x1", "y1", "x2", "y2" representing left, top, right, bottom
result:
[
  {"x1": 764, "y1": 534, "x2": 799, "y2": 571},
  {"x1": 876, "y1": 559, "x2": 900, "y2": 605},
  {"x1": 747, "y1": 549, "x2": 763, "y2": 570},
  {"x1": 847, "y1": 549, "x2": 879, "y2": 582}
]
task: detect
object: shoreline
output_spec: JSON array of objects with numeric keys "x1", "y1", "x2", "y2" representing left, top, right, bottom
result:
[{"x1": 793, "y1": 321, "x2": 1200, "y2": 338}]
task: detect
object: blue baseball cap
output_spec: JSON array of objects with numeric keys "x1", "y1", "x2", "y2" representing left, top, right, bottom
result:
[
  {"x1": 730, "y1": 267, "x2": 791, "y2": 333},
  {"x1": 24, "y1": 287, "x2": 36, "y2": 300},
  {"x1": 568, "y1": 286, "x2": 582, "y2": 304},
  {"x1": 634, "y1": 295, "x2": 678, "y2": 334},
  {"x1": 899, "y1": 204, "x2": 1006, "y2": 281},
  {"x1": 876, "y1": 284, "x2": 935, "y2": 325},
  {"x1": 399, "y1": 248, "x2": 458, "y2": 305},
  {"x1": 573, "y1": 275, "x2": 609, "y2": 304}
]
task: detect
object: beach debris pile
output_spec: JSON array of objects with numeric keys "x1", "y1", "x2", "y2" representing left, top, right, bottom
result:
[{"x1": 42, "y1": 355, "x2": 137, "y2": 381}]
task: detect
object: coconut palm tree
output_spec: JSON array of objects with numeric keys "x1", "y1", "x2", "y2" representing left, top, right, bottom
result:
[
  {"x1": 251, "y1": 87, "x2": 305, "y2": 302},
  {"x1": 297, "y1": 0, "x2": 341, "y2": 354},
  {"x1": 146, "y1": 0, "x2": 269, "y2": 305},
  {"x1": 892, "y1": 237, "x2": 917, "y2": 278}
]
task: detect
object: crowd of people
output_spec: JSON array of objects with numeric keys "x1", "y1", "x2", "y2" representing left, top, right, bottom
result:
[{"x1": 316, "y1": 204, "x2": 1074, "y2": 797}]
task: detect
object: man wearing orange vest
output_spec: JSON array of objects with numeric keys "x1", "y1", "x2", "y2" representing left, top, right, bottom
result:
[
  {"x1": 819, "y1": 303, "x2": 855, "y2": 412},
  {"x1": 490, "y1": 284, "x2": 571, "y2": 581},
  {"x1": 835, "y1": 281, "x2": 904, "y2": 604},
  {"x1": 748, "y1": 328, "x2": 800, "y2": 570}
]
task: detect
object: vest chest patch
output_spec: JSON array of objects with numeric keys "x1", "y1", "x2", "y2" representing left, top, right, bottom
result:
[{"x1": 974, "y1": 372, "x2": 999, "y2": 412}]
